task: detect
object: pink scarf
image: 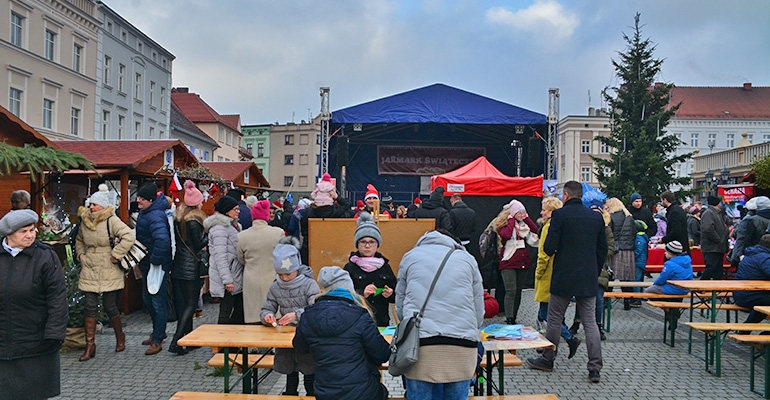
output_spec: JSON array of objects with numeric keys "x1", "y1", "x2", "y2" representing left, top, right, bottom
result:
[{"x1": 350, "y1": 255, "x2": 385, "y2": 273}]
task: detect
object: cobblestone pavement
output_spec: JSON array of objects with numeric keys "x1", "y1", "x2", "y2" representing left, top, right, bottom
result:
[{"x1": 59, "y1": 288, "x2": 761, "y2": 400}]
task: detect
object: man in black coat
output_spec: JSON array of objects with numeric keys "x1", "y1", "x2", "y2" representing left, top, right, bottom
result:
[
  {"x1": 629, "y1": 193, "x2": 656, "y2": 237},
  {"x1": 525, "y1": 180, "x2": 607, "y2": 383},
  {"x1": 660, "y1": 191, "x2": 690, "y2": 254},
  {"x1": 413, "y1": 186, "x2": 452, "y2": 231},
  {"x1": 449, "y1": 194, "x2": 476, "y2": 248}
]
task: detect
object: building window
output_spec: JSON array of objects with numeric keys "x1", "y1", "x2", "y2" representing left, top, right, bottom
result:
[
  {"x1": 218, "y1": 127, "x2": 224, "y2": 142},
  {"x1": 299, "y1": 154, "x2": 309, "y2": 165},
  {"x1": 134, "y1": 121, "x2": 141, "y2": 139},
  {"x1": 160, "y1": 129, "x2": 166, "y2": 139},
  {"x1": 690, "y1": 133, "x2": 699, "y2": 147},
  {"x1": 218, "y1": 156, "x2": 223, "y2": 161},
  {"x1": 257, "y1": 143, "x2": 264, "y2": 157},
  {"x1": 316, "y1": 134, "x2": 321, "y2": 145},
  {"x1": 103, "y1": 56, "x2": 112, "y2": 85},
  {"x1": 226, "y1": 131, "x2": 231, "y2": 146},
  {"x1": 134, "y1": 73, "x2": 142, "y2": 99},
  {"x1": 101, "y1": 110, "x2": 110, "y2": 139},
  {"x1": 316, "y1": 154, "x2": 321, "y2": 165},
  {"x1": 160, "y1": 87, "x2": 166, "y2": 111},
  {"x1": 149, "y1": 81, "x2": 155, "y2": 106},
  {"x1": 581, "y1": 140, "x2": 590, "y2": 153},
  {"x1": 748, "y1": 134, "x2": 754, "y2": 144},
  {"x1": 70, "y1": 107, "x2": 80, "y2": 136},
  {"x1": 600, "y1": 142, "x2": 609, "y2": 154},
  {"x1": 149, "y1": 127, "x2": 154, "y2": 138},
  {"x1": 727, "y1": 133, "x2": 734, "y2": 148},
  {"x1": 763, "y1": 135, "x2": 770, "y2": 143},
  {"x1": 603, "y1": 167, "x2": 611, "y2": 176},
  {"x1": 137, "y1": 42, "x2": 142, "y2": 53},
  {"x1": 10, "y1": 12, "x2": 23, "y2": 47},
  {"x1": 43, "y1": 99, "x2": 54, "y2": 129},
  {"x1": 284, "y1": 155, "x2": 294, "y2": 165},
  {"x1": 117, "y1": 115, "x2": 125, "y2": 138},
  {"x1": 118, "y1": 64, "x2": 126, "y2": 92},
  {"x1": 285, "y1": 135, "x2": 294, "y2": 145},
  {"x1": 284, "y1": 176, "x2": 293, "y2": 186},
  {"x1": 44, "y1": 30, "x2": 56, "y2": 61},
  {"x1": 246, "y1": 143, "x2": 252, "y2": 152},
  {"x1": 581, "y1": 166, "x2": 591, "y2": 182},
  {"x1": 9, "y1": 88, "x2": 22, "y2": 117},
  {"x1": 708, "y1": 133, "x2": 717, "y2": 148},
  {"x1": 73, "y1": 44, "x2": 82, "y2": 72},
  {"x1": 121, "y1": 31, "x2": 126, "y2": 42}
]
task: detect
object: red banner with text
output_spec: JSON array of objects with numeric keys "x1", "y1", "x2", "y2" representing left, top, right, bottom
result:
[{"x1": 377, "y1": 146, "x2": 486, "y2": 176}]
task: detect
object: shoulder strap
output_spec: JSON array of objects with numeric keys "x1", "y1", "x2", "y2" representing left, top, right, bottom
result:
[
  {"x1": 106, "y1": 216, "x2": 115, "y2": 248},
  {"x1": 417, "y1": 247, "x2": 456, "y2": 318}
]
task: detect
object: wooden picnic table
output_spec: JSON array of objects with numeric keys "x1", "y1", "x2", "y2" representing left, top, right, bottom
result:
[
  {"x1": 754, "y1": 305, "x2": 770, "y2": 316},
  {"x1": 607, "y1": 281, "x2": 653, "y2": 288}
]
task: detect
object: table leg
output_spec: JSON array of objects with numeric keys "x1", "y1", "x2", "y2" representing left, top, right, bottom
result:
[
  {"x1": 605, "y1": 298, "x2": 612, "y2": 333},
  {"x1": 223, "y1": 348, "x2": 231, "y2": 393},
  {"x1": 751, "y1": 346, "x2": 756, "y2": 393},
  {"x1": 688, "y1": 293, "x2": 695, "y2": 355},
  {"x1": 486, "y1": 350, "x2": 493, "y2": 396},
  {"x1": 497, "y1": 350, "x2": 504, "y2": 395},
  {"x1": 711, "y1": 291, "x2": 718, "y2": 323},
  {"x1": 242, "y1": 347, "x2": 251, "y2": 394},
  {"x1": 764, "y1": 346, "x2": 769, "y2": 399},
  {"x1": 715, "y1": 330, "x2": 722, "y2": 377}
]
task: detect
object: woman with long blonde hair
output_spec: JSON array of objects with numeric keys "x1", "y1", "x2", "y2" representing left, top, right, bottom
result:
[{"x1": 604, "y1": 197, "x2": 638, "y2": 309}]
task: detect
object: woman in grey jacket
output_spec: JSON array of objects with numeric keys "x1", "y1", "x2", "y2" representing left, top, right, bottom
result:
[
  {"x1": 204, "y1": 196, "x2": 244, "y2": 324},
  {"x1": 395, "y1": 230, "x2": 484, "y2": 399},
  {"x1": 605, "y1": 198, "x2": 638, "y2": 309}
]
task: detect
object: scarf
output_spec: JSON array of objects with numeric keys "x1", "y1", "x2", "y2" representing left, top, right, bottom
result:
[
  {"x1": 275, "y1": 273, "x2": 309, "y2": 290},
  {"x1": 326, "y1": 288, "x2": 355, "y2": 301},
  {"x1": 350, "y1": 255, "x2": 385, "y2": 273}
]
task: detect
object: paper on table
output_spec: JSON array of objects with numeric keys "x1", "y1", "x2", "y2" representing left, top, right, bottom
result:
[
  {"x1": 480, "y1": 324, "x2": 523, "y2": 340},
  {"x1": 379, "y1": 326, "x2": 396, "y2": 335}
]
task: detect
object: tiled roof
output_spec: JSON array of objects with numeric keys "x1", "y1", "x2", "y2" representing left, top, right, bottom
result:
[
  {"x1": 221, "y1": 114, "x2": 241, "y2": 131},
  {"x1": 170, "y1": 99, "x2": 218, "y2": 147},
  {"x1": 171, "y1": 89, "x2": 241, "y2": 132},
  {"x1": 56, "y1": 140, "x2": 184, "y2": 168},
  {"x1": 202, "y1": 161, "x2": 269, "y2": 187},
  {"x1": 670, "y1": 84, "x2": 770, "y2": 119}
]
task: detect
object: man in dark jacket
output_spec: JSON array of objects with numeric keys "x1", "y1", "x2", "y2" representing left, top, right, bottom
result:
[
  {"x1": 525, "y1": 181, "x2": 607, "y2": 383},
  {"x1": 226, "y1": 188, "x2": 252, "y2": 230},
  {"x1": 660, "y1": 191, "x2": 690, "y2": 255},
  {"x1": 413, "y1": 186, "x2": 452, "y2": 231},
  {"x1": 700, "y1": 196, "x2": 729, "y2": 280},
  {"x1": 629, "y1": 193, "x2": 656, "y2": 237},
  {"x1": 135, "y1": 182, "x2": 172, "y2": 355},
  {"x1": 735, "y1": 234, "x2": 770, "y2": 323},
  {"x1": 449, "y1": 194, "x2": 476, "y2": 248},
  {"x1": 730, "y1": 196, "x2": 770, "y2": 268}
]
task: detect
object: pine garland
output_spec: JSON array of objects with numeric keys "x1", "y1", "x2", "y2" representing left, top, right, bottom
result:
[
  {"x1": 176, "y1": 165, "x2": 228, "y2": 192},
  {"x1": 0, "y1": 141, "x2": 96, "y2": 181}
]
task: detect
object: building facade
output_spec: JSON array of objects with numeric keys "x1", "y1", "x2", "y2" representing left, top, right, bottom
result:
[
  {"x1": 241, "y1": 123, "x2": 271, "y2": 177},
  {"x1": 169, "y1": 97, "x2": 218, "y2": 161},
  {"x1": 95, "y1": 2, "x2": 173, "y2": 140},
  {"x1": 1, "y1": 0, "x2": 99, "y2": 140},
  {"x1": 269, "y1": 116, "x2": 321, "y2": 196},
  {"x1": 556, "y1": 109, "x2": 611, "y2": 187}
]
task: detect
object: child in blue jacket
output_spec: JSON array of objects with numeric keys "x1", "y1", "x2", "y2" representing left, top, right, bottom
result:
[
  {"x1": 644, "y1": 241, "x2": 693, "y2": 295},
  {"x1": 634, "y1": 220, "x2": 650, "y2": 298}
]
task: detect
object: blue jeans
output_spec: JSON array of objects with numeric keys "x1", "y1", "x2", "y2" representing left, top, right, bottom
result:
[
  {"x1": 634, "y1": 265, "x2": 646, "y2": 292},
  {"x1": 538, "y1": 302, "x2": 572, "y2": 341},
  {"x1": 142, "y1": 270, "x2": 169, "y2": 344},
  {"x1": 405, "y1": 378, "x2": 470, "y2": 400}
]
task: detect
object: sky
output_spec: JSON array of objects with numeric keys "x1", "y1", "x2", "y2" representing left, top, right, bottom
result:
[{"x1": 107, "y1": 0, "x2": 770, "y2": 125}]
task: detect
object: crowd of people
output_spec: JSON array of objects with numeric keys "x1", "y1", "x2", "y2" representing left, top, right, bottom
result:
[{"x1": 4, "y1": 174, "x2": 770, "y2": 399}]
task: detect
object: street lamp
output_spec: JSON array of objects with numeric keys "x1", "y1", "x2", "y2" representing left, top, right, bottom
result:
[
  {"x1": 704, "y1": 169, "x2": 715, "y2": 197},
  {"x1": 720, "y1": 167, "x2": 730, "y2": 184}
]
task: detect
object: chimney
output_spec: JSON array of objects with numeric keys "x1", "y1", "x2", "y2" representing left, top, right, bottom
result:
[
  {"x1": 743, "y1": 82, "x2": 752, "y2": 91},
  {"x1": 588, "y1": 107, "x2": 595, "y2": 116},
  {"x1": 174, "y1": 87, "x2": 189, "y2": 93}
]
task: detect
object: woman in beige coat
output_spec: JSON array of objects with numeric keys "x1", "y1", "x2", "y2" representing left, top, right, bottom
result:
[
  {"x1": 75, "y1": 184, "x2": 135, "y2": 361},
  {"x1": 237, "y1": 200, "x2": 285, "y2": 323}
]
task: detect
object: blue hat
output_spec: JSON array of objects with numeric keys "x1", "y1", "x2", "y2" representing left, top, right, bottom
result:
[
  {"x1": 630, "y1": 193, "x2": 642, "y2": 202},
  {"x1": 589, "y1": 199, "x2": 603, "y2": 209}
]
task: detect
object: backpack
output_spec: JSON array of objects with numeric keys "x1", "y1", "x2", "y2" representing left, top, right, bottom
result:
[{"x1": 479, "y1": 224, "x2": 499, "y2": 260}]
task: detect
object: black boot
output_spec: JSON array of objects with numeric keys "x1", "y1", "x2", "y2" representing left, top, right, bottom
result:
[
  {"x1": 598, "y1": 323, "x2": 606, "y2": 341},
  {"x1": 623, "y1": 299, "x2": 631, "y2": 311},
  {"x1": 568, "y1": 319, "x2": 581, "y2": 335},
  {"x1": 505, "y1": 317, "x2": 516, "y2": 325},
  {"x1": 283, "y1": 371, "x2": 299, "y2": 396}
]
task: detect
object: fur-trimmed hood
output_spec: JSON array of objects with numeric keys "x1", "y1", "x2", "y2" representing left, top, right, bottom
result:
[
  {"x1": 203, "y1": 212, "x2": 235, "y2": 232},
  {"x1": 80, "y1": 205, "x2": 116, "y2": 230},
  {"x1": 176, "y1": 207, "x2": 207, "y2": 225}
]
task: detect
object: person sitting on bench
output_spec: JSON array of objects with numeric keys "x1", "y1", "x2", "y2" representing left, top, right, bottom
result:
[
  {"x1": 734, "y1": 234, "x2": 770, "y2": 324},
  {"x1": 644, "y1": 240, "x2": 692, "y2": 295}
]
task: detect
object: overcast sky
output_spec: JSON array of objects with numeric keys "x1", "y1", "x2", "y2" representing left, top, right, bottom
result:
[{"x1": 108, "y1": 0, "x2": 770, "y2": 125}]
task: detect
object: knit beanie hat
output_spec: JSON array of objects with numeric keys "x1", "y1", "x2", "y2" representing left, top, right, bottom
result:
[
  {"x1": 226, "y1": 188, "x2": 245, "y2": 200},
  {"x1": 746, "y1": 197, "x2": 759, "y2": 211},
  {"x1": 137, "y1": 182, "x2": 159, "y2": 202},
  {"x1": 317, "y1": 266, "x2": 356, "y2": 293},
  {"x1": 0, "y1": 209, "x2": 38, "y2": 237},
  {"x1": 630, "y1": 193, "x2": 642, "y2": 202},
  {"x1": 429, "y1": 186, "x2": 445, "y2": 203},
  {"x1": 251, "y1": 200, "x2": 270, "y2": 221},
  {"x1": 183, "y1": 180, "x2": 203, "y2": 207},
  {"x1": 665, "y1": 240, "x2": 683, "y2": 255},
  {"x1": 215, "y1": 195, "x2": 239, "y2": 214},
  {"x1": 354, "y1": 212, "x2": 382, "y2": 247},
  {"x1": 322, "y1": 173, "x2": 331, "y2": 182},
  {"x1": 364, "y1": 184, "x2": 379, "y2": 200},
  {"x1": 707, "y1": 196, "x2": 721, "y2": 207},
  {"x1": 89, "y1": 184, "x2": 111, "y2": 208},
  {"x1": 505, "y1": 199, "x2": 526, "y2": 214},
  {"x1": 755, "y1": 196, "x2": 770, "y2": 211},
  {"x1": 634, "y1": 219, "x2": 648, "y2": 233},
  {"x1": 273, "y1": 237, "x2": 302, "y2": 274},
  {"x1": 298, "y1": 198, "x2": 312, "y2": 209}
]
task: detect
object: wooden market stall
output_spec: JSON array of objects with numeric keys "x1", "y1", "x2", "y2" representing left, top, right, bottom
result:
[{"x1": 200, "y1": 161, "x2": 271, "y2": 214}]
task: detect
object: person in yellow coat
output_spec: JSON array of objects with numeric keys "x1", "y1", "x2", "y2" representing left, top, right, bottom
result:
[{"x1": 534, "y1": 196, "x2": 581, "y2": 359}]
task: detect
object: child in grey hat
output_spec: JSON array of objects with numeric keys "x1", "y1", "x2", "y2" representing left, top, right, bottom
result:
[{"x1": 260, "y1": 237, "x2": 319, "y2": 396}]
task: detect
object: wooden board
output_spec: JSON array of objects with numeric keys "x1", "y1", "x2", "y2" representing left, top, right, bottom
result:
[
  {"x1": 684, "y1": 322, "x2": 770, "y2": 332},
  {"x1": 170, "y1": 393, "x2": 559, "y2": 400},
  {"x1": 755, "y1": 305, "x2": 770, "y2": 315},
  {"x1": 307, "y1": 218, "x2": 435, "y2": 277},
  {"x1": 669, "y1": 280, "x2": 770, "y2": 292}
]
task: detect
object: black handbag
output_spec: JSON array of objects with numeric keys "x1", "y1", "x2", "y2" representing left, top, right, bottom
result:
[{"x1": 106, "y1": 216, "x2": 146, "y2": 272}]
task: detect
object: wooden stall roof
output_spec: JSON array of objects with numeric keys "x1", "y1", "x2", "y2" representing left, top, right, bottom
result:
[
  {"x1": 0, "y1": 105, "x2": 57, "y2": 148},
  {"x1": 201, "y1": 161, "x2": 269, "y2": 190},
  {"x1": 56, "y1": 139, "x2": 198, "y2": 171}
]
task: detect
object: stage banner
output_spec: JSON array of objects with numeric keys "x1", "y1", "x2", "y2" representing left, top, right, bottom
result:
[{"x1": 377, "y1": 145, "x2": 486, "y2": 176}]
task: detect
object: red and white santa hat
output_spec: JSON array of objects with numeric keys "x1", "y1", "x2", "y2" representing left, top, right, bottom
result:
[{"x1": 364, "y1": 184, "x2": 379, "y2": 200}]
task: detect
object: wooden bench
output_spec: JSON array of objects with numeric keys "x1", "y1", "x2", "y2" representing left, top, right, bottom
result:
[
  {"x1": 647, "y1": 301, "x2": 749, "y2": 347},
  {"x1": 684, "y1": 322, "x2": 770, "y2": 377},
  {"x1": 728, "y1": 334, "x2": 770, "y2": 399},
  {"x1": 602, "y1": 292, "x2": 688, "y2": 333},
  {"x1": 170, "y1": 392, "x2": 559, "y2": 400},
  {"x1": 607, "y1": 281, "x2": 653, "y2": 288}
]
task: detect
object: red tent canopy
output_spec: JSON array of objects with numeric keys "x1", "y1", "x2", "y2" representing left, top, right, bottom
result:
[{"x1": 430, "y1": 156, "x2": 543, "y2": 197}]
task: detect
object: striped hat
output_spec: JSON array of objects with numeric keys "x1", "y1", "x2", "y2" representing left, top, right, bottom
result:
[{"x1": 665, "y1": 240, "x2": 683, "y2": 255}]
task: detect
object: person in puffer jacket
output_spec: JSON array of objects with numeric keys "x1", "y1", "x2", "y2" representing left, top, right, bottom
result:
[
  {"x1": 734, "y1": 235, "x2": 770, "y2": 324},
  {"x1": 294, "y1": 267, "x2": 390, "y2": 400},
  {"x1": 644, "y1": 241, "x2": 692, "y2": 295},
  {"x1": 204, "y1": 195, "x2": 244, "y2": 324}
]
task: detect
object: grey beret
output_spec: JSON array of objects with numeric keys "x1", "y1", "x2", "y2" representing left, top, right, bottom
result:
[{"x1": 0, "y1": 209, "x2": 38, "y2": 237}]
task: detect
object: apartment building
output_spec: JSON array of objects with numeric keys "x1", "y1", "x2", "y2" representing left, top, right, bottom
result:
[
  {"x1": 241, "y1": 123, "x2": 271, "y2": 178},
  {"x1": 169, "y1": 97, "x2": 218, "y2": 161},
  {"x1": 556, "y1": 109, "x2": 611, "y2": 187},
  {"x1": 1, "y1": 0, "x2": 99, "y2": 140},
  {"x1": 95, "y1": 2, "x2": 173, "y2": 140},
  {"x1": 269, "y1": 116, "x2": 321, "y2": 197}
]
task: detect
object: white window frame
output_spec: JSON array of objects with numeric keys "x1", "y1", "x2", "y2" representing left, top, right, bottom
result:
[
  {"x1": 581, "y1": 166, "x2": 591, "y2": 182},
  {"x1": 727, "y1": 133, "x2": 735, "y2": 148},
  {"x1": 690, "y1": 133, "x2": 699, "y2": 147},
  {"x1": 43, "y1": 99, "x2": 54, "y2": 129},
  {"x1": 149, "y1": 81, "x2": 156, "y2": 107},
  {"x1": 134, "y1": 73, "x2": 142, "y2": 100},
  {"x1": 11, "y1": 12, "x2": 23, "y2": 47},
  {"x1": 149, "y1": 126, "x2": 154, "y2": 138},
  {"x1": 103, "y1": 56, "x2": 112, "y2": 86},
  {"x1": 70, "y1": 107, "x2": 80, "y2": 136},
  {"x1": 118, "y1": 64, "x2": 126, "y2": 92},
  {"x1": 581, "y1": 140, "x2": 590, "y2": 154},
  {"x1": 600, "y1": 142, "x2": 609, "y2": 154},
  {"x1": 101, "y1": 109, "x2": 110, "y2": 139},
  {"x1": 134, "y1": 121, "x2": 141, "y2": 139},
  {"x1": 72, "y1": 43, "x2": 82, "y2": 72},
  {"x1": 9, "y1": 88, "x2": 22, "y2": 116},
  {"x1": 44, "y1": 30, "x2": 56, "y2": 61},
  {"x1": 117, "y1": 115, "x2": 125, "y2": 139},
  {"x1": 160, "y1": 87, "x2": 166, "y2": 111}
]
